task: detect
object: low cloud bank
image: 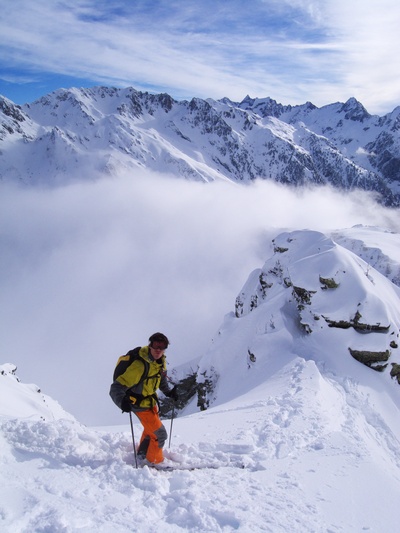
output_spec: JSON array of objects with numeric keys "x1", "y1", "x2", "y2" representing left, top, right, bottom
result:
[{"x1": 1, "y1": 172, "x2": 399, "y2": 425}]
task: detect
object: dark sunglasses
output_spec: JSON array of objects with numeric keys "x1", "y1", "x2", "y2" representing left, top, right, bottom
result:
[{"x1": 151, "y1": 343, "x2": 167, "y2": 351}]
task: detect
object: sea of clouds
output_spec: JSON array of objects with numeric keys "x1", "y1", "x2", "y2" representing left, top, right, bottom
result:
[{"x1": 1, "y1": 171, "x2": 399, "y2": 425}]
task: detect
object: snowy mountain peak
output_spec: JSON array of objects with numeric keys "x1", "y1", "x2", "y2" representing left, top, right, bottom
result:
[
  {"x1": 0, "y1": 96, "x2": 26, "y2": 122},
  {"x1": 0, "y1": 86, "x2": 399, "y2": 205},
  {"x1": 196, "y1": 229, "x2": 400, "y2": 410},
  {"x1": 0, "y1": 96, "x2": 32, "y2": 140},
  {"x1": 238, "y1": 94, "x2": 289, "y2": 117},
  {"x1": 340, "y1": 97, "x2": 371, "y2": 122}
]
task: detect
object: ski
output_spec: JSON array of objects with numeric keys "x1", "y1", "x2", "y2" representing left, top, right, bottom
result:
[
  {"x1": 145, "y1": 461, "x2": 246, "y2": 472},
  {"x1": 148, "y1": 464, "x2": 219, "y2": 472}
]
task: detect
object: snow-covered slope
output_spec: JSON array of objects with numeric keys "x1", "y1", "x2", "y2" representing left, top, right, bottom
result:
[
  {"x1": 1, "y1": 334, "x2": 400, "y2": 531},
  {"x1": 332, "y1": 225, "x2": 400, "y2": 287},
  {"x1": 0, "y1": 363, "x2": 75, "y2": 421},
  {"x1": 1, "y1": 87, "x2": 399, "y2": 205},
  {"x1": 194, "y1": 229, "x2": 400, "y2": 411},
  {"x1": 1, "y1": 228, "x2": 400, "y2": 532}
]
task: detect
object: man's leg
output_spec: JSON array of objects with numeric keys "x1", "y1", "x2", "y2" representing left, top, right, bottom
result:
[
  {"x1": 137, "y1": 435, "x2": 150, "y2": 458},
  {"x1": 135, "y1": 407, "x2": 167, "y2": 464}
]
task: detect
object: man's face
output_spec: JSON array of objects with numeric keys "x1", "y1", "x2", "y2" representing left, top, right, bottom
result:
[{"x1": 149, "y1": 342, "x2": 166, "y2": 360}]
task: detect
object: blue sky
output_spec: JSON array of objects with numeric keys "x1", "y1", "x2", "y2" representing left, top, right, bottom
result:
[{"x1": 1, "y1": 0, "x2": 399, "y2": 114}]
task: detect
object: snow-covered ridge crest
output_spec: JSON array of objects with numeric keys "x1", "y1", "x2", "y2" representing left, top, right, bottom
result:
[
  {"x1": 0, "y1": 363, "x2": 75, "y2": 421},
  {"x1": 0, "y1": 87, "x2": 399, "y2": 205},
  {"x1": 195, "y1": 229, "x2": 400, "y2": 409},
  {"x1": 332, "y1": 225, "x2": 400, "y2": 287}
]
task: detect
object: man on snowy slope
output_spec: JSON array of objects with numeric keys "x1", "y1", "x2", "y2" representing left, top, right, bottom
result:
[{"x1": 110, "y1": 332, "x2": 179, "y2": 465}]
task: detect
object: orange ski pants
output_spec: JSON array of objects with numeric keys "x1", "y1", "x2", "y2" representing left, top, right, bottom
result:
[{"x1": 134, "y1": 406, "x2": 168, "y2": 464}]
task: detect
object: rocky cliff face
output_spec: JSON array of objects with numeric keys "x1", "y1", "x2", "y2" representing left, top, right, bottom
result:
[{"x1": 1, "y1": 87, "x2": 399, "y2": 205}]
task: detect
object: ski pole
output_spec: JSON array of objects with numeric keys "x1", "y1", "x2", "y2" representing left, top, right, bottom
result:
[
  {"x1": 129, "y1": 411, "x2": 138, "y2": 469},
  {"x1": 168, "y1": 403, "x2": 175, "y2": 449}
]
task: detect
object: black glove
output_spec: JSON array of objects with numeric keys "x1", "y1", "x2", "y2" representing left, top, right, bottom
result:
[
  {"x1": 166, "y1": 385, "x2": 179, "y2": 401},
  {"x1": 120, "y1": 395, "x2": 132, "y2": 413}
]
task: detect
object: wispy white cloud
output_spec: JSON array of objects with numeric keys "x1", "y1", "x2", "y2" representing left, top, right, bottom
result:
[
  {"x1": 1, "y1": 172, "x2": 399, "y2": 425},
  {"x1": 0, "y1": 1, "x2": 399, "y2": 113}
]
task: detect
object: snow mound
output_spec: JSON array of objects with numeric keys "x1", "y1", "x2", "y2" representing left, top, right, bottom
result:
[{"x1": 0, "y1": 363, "x2": 76, "y2": 421}]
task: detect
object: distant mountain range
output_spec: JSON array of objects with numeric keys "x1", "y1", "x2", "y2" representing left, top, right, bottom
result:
[{"x1": 1, "y1": 86, "x2": 400, "y2": 206}]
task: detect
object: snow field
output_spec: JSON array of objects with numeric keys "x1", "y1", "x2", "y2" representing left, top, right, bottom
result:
[{"x1": 3, "y1": 347, "x2": 400, "y2": 532}]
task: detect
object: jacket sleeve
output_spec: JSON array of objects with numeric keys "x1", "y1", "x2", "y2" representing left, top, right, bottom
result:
[
  {"x1": 159, "y1": 371, "x2": 172, "y2": 396},
  {"x1": 109, "y1": 380, "x2": 128, "y2": 409},
  {"x1": 109, "y1": 359, "x2": 146, "y2": 409}
]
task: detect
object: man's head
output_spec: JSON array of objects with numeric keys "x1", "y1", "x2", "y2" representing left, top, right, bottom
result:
[{"x1": 148, "y1": 332, "x2": 169, "y2": 359}]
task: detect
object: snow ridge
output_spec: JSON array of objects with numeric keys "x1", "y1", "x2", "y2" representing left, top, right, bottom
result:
[
  {"x1": 1, "y1": 87, "x2": 399, "y2": 205},
  {"x1": 195, "y1": 229, "x2": 400, "y2": 410}
]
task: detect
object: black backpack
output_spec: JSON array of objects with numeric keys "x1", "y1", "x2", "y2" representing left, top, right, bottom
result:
[{"x1": 113, "y1": 347, "x2": 150, "y2": 383}]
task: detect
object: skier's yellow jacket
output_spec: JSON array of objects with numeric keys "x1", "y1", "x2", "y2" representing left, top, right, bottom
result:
[{"x1": 109, "y1": 346, "x2": 171, "y2": 411}]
